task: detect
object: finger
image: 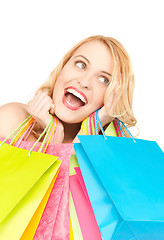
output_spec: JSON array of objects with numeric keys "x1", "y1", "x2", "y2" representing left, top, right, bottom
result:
[
  {"x1": 28, "y1": 92, "x2": 44, "y2": 112},
  {"x1": 36, "y1": 88, "x2": 42, "y2": 94},
  {"x1": 35, "y1": 98, "x2": 53, "y2": 115},
  {"x1": 49, "y1": 104, "x2": 55, "y2": 115},
  {"x1": 106, "y1": 92, "x2": 114, "y2": 110},
  {"x1": 31, "y1": 93, "x2": 53, "y2": 113}
]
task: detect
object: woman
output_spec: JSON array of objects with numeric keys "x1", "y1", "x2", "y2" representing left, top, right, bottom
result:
[{"x1": 0, "y1": 35, "x2": 137, "y2": 142}]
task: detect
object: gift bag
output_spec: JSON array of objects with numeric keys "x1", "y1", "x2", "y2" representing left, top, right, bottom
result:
[
  {"x1": 75, "y1": 119, "x2": 164, "y2": 240},
  {"x1": 0, "y1": 114, "x2": 73, "y2": 240},
  {"x1": 69, "y1": 167, "x2": 102, "y2": 240},
  {"x1": 33, "y1": 143, "x2": 73, "y2": 240},
  {"x1": 68, "y1": 115, "x2": 118, "y2": 239},
  {"x1": 0, "y1": 115, "x2": 61, "y2": 240},
  {"x1": 17, "y1": 116, "x2": 73, "y2": 240},
  {"x1": 69, "y1": 155, "x2": 83, "y2": 240}
]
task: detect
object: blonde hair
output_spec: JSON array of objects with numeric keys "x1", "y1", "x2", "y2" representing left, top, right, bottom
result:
[{"x1": 39, "y1": 35, "x2": 137, "y2": 128}]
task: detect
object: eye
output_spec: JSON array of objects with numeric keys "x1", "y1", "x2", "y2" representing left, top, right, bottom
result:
[
  {"x1": 75, "y1": 61, "x2": 86, "y2": 70},
  {"x1": 99, "y1": 76, "x2": 110, "y2": 86}
]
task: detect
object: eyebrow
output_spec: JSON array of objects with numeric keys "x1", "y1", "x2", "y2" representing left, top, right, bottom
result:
[
  {"x1": 74, "y1": 55, "x2": 90, "y2": 63},
  {"x1": 101, "y1": 70, "x2": 112, "y2": 77},
  {"x1": 74, "y1": 54, "x2": 112, "y2": 77}
]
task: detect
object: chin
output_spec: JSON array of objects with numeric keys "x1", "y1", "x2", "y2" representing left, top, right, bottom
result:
[{"x1": 55, "y1": 112, "x2": 83, "y2": 124}]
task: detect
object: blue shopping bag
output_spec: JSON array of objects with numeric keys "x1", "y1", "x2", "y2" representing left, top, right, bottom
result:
[{"x1": 74, "y1": 135, "x2": 164, "y2": 240}]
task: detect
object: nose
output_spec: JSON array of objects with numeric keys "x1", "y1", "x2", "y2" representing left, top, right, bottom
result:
[{"x1": 77, "y1": 73, "x2": 92, "y2": 89}]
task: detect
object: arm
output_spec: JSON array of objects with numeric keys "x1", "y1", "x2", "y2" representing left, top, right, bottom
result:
[
  {"x1": 0, "y1": 102, "x2": 29, "y2": 139},
  {"x1": 0, "y1": 101, "x2": 64, "y2": 143}
]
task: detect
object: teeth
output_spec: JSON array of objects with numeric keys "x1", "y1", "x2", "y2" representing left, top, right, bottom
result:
[{"x1": 67, "y1": 88, "x2": 87, "y2": 104}]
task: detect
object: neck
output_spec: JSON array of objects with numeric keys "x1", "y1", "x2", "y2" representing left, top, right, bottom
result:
[{"x1": 61, "y1": 121, "x2": 81, "y2": 143}]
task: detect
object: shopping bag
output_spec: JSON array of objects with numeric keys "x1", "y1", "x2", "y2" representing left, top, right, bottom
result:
[
  {"x1": 75, "y1": 134, "x2": 164, "y2": 240},
  {"x1": 69, "y1": 190, "x2": 83, "y2": 240},
  {"x1": 69, "y1": 155, "x2": 83, "y2": 240},
  {"x1": 0, "y1": 126, "x2": 73, "y2": 240},
  {"x1": 68, "y1": 114, "x2": 118, "y2": 239},
  {"x1": 33, "y1": 143, "x2": 73, "y2": 240},
  {"x1": 69, "y1": 213, "x2": 74, "y2": 240},
  {"x1": 70, "y1": 167, "x2": 102, "y2": 240},
  {"x1": 0, "y1": 140, "x2": 73, "y2": 240},
  {"x1": 18, "y1": 142, "x2": 73, "y2": 240},
  {"x1": 0, "y1": 142, "x2": 61, "y2": 240},
  {"x1": 0, "y1": 115, "x2": 61, "y2": 240},
  {"x1": 20, "y1": 168, "x2": 59, "y2": 240}
]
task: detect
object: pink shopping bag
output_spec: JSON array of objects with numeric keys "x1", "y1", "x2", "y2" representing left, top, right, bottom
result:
[{"x1": 70, "y1": 167, "x2": 102, "y2": 240}]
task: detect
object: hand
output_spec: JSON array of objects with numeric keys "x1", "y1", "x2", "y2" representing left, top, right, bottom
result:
[
  {"x1": 26, "y1": 89, "x2": 55, "y2": 129},
  {"x1": 98, "y1": 106, "x2": 114, "y2": 127},
  {"x1": 98, "y1": 92, "x2": 115, "y2": 127},
  {"x1": 26, "y1": 90, "x2": 65, "y2": 143}
]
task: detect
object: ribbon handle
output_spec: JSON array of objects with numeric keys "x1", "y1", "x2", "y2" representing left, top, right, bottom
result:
[
  {"x1": 95, "y1": 110, "x2": 135, "y2": 142},
  {"x1": 116, "y1": 118, "x2": 136, "y2": 142},
  {"x1": 0, "y1": 114, "x2": 56, "y2": 156},
  {"x1": 0, "y1": 115, "x2": 33, "y2": 147},
  {"x1": 95, "y1": 110, "x2": 107, "y2": 140}
]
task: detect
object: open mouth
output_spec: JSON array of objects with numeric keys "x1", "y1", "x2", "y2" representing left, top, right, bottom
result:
[{"x1": 63, "y1": 87, "x2": 87, "y2": 110}]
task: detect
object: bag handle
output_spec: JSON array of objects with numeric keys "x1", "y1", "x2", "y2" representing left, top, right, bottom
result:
[
  {"x1": 95, "y1": 110, "x2": 107, "y2": 140},
  {"x1": 115, "y1": 118, "x2": 136, "y2": 142},
  {"x1": 0, "y1": 115, "x2": 33, "y2": 147},
  {"x1": 115, "y1": 118, "x2": 125, "y2": 137},
  {"x1": 12, "y1": 121, "x2": 37, "y2": 148},
  {"x1": 113, "y1": 119, "x2": 121, "y2": 137},
  {"x1": 12, "y1": 116, "x2": 58, "y2": 152},
  {"x1": 0, "y1": 114, "x2": 55, "y2": 156},
  {"x1": 28, "y1": 115, "x2": 54, "y2": 156},
  {"x1": 19, "y1": 121, "x2": 36, "y2": 142},
  {"x1": 95, "y1": 110, "x2": 135, "y2": 142},
  {"x1": 37, "y1": 116, "x2": 59, "y2": 153},
  {"x1": 10, "y1": 116, "x2": 35, "y2": 146}
]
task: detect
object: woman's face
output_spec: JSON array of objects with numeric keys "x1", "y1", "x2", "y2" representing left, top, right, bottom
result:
[{"x1": 52, "y1": 40, "x2": 113, "y2": 123}]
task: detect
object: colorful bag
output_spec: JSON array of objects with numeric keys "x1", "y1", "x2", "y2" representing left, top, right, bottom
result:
[
  {"x1": 33, "y1": 144, "x2": 73, "y2": 240},
  {"x1": 68, "y1": 113, "x2": 118, "y2": 239},
  {"x1": 0, "y1": 115, "x2": 73, "y2": 240},
  {"x1": 75, "y1": 117, "x2": 164, "y2": 240},
  {"x1": 69, "y1": 154, "x2": 83, "y2": 240},
  {"x1": 0, "y1": 115, "x2": 61, "y2": 240},
  {"x1": 70, "y1": 167, "x2": 102, "y2": 240}
]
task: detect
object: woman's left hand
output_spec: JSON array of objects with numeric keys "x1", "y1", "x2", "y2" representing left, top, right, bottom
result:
[
  {"x1": 98, "y1": 91, "x2": 115, "y2": 127},
  {"x1": 98, "y1": 105, "x2": 114, "y2": 127}
]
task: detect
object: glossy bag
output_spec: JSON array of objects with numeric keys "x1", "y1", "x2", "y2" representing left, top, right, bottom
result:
[
  {"x1": 69, "y1": 167, "x2": 102, "y2": 240},
  {"x1": 75, "y1": 125, "x2": 164, "y2": 239},
  {"x1": 0, "y1": 116, "x2": 61, "y2": 240},
  {"x1": 33, "y1": 143, "x2": 73, "y2": 240}
]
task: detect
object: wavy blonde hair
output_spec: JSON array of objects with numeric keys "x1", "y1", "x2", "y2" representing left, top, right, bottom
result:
[{"x1": 39, "y1": 35, "x2": 137, "y2": 128}]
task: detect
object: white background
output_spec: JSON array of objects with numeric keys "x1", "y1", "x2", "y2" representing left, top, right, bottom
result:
[{"x1": 0, "y1": 0, "x2": 163, "y2": 150}]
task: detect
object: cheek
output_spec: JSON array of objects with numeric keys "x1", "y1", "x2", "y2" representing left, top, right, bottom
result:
[
  {"x1": 52, "y1": 73, "x2": 66, "y2": 97},
  {"x1": 92, "y1": 95, "x2": 104, "y2": 109},
  {"x1": 91, "y1": 89, "x2": 106, "y2": 109},
  {"x1": 55, "y1": 75, "x2": 64, "y2": 86},
  {"x1": 57, "y1": 65, "x2": 73, "y2": 83},
  {"x1": 93, "y1": 98, "x2": 104, "y2": 109}
]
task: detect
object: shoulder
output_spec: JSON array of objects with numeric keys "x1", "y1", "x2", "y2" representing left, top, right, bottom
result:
[{"x1": 0, "y1": 102, "x2": 29, "y2": 138}]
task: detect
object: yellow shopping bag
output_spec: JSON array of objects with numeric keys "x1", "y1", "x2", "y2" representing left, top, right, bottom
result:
[
  {"x1": 20, "y1": 169, "x2": 60, "y2": 240},
  {"x1": 0, "y1": 115, "x2": 61, "y2": 240}
]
